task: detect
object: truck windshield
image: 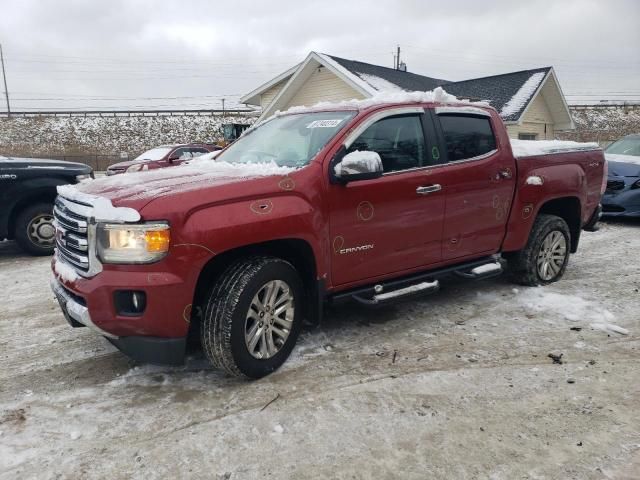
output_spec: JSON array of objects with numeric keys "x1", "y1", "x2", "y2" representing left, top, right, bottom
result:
[{"x1": 219, "y1": 111, "x2": 356, "y2": 168}]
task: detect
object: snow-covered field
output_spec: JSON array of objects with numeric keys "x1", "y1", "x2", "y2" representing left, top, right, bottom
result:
[{"x1": 1, "y1": 220, "x2": 639, "y2": 479}]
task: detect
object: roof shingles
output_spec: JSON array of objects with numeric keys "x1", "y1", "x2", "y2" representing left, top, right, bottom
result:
[{"x1": 328, "y1": 54, "x2": 551, "y2": 122}]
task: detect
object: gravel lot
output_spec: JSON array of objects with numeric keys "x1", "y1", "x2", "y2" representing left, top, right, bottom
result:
[{"x1": 1, "y1": 220, "x2": 639, "y2": 479}]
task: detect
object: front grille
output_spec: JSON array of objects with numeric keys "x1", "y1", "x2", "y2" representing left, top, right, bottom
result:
[
  {"x1": 54, "y1": 196, "x2": 91, "y2": 274},
  {"x1": 606, "y1": 179, "x2": 625, "y2": 193}
]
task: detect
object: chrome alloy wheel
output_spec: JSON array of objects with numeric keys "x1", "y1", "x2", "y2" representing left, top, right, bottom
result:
[
  {"x1": 537, "y1": 230, "x2": 567, "y2": 281},
  {"x1": 28, "y1": 214, "x2": 56, "y2": 247},
  {"x1": 244, "y1": 280, "x2": 295, "y2": 359}
]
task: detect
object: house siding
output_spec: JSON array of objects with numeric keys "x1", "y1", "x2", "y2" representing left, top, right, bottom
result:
[
  {"x1": 506, "y1": 93, "x2": 555, "y2": 139},
  {"x1": 286, "y1": 66, "x2": 364, "y2": 108},
  {"x1": 260, "y1": 81, "x2": 286, "y2": 110}
]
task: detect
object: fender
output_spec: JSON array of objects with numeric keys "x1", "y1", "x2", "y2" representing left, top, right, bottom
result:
[{"x1": 502, "y1": 162, "x2": 587, "y2": 252}]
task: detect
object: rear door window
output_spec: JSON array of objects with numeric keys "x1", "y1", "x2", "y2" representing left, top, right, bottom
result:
[{"x1": 437, "y1": 114, "x2": 496, "y2": 162}]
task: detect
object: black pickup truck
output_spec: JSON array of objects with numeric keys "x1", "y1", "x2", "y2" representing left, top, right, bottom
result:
[{"x1": 0, "y1": 155, "x2": 93, "y2": 255}]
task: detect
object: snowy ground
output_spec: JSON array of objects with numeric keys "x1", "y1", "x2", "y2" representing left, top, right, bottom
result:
[{"x1": 1, "y1": 220, "x2": 639, "y2": 479}]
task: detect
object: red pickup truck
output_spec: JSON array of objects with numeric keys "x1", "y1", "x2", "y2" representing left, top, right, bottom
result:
[{"x1": 50, "y1": 96, "x2": 605, "y2": 378}]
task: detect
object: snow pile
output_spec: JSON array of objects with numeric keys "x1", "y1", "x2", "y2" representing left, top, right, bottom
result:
[
  {"x1": 74, "y1": 160, "x2": 299, "y2": 200},
  {"x1": 272, "y1": 87, "x2": 486, "y2": 122},
  {"x1": 500, "y1": 72, "x2": 546, "y2": 118},
  {"x1": 605, "y1": 153, "x2": 640, "y2": 166},
  {"x1": 57, "y1": 184, "x2": 141, "y2": 222},
  {"x1": 53, "y1": 259, "x2": 78, "y2": 282},
  {"x1": 511, "y1": 139, "x2": 600, "y2": 158},
  {"x1": 470, "y1": 262, "x2": 502, "y2": 275},
  {"x1": 512, "y1": 288, "x2": 630, "y2": 335}
]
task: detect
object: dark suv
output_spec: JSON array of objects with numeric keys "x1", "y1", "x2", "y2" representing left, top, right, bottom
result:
[
  {"x1": 106, "y1": 143, "x2": 220, "y2": 175},
  {"x1": 0, "y1": 155, "x2": 93, "y2": 255}
]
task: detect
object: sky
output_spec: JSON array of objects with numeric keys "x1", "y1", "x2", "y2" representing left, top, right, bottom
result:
[{"x1": 0, "y1": 0, "x2": 638, "y2": 112}]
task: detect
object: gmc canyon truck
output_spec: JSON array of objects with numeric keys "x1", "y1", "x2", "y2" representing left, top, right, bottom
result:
[
  {"x1": 50, "y1": 97, "x2": 605, "y2": 378},
  {"x1": 0, "y1": 155, "x2": 93, "y2": 255}
]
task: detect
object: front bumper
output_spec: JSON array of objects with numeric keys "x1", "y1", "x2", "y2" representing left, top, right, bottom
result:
[
  {"x1": 50, "y1": 273, "x2": 189, "y2": 365},
  {"x1": 51, "y1": 277, "x2": 117, "y2": 339}
]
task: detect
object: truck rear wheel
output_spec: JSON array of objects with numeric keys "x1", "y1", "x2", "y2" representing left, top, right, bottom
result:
[
  {"x1": 201, "y1": 256, "x2": 303, "y2": 378},
  {"x1": 14, "y1": 202, "x2": 56, "y2": 256},
  {"x1": 507, "y1": 214, "x2": 570, "y2": 286}
]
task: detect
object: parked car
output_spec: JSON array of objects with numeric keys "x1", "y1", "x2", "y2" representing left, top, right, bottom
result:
[
  {"x1": 106, "y1": 143, "x2": 220, "y2": 175},
  {"x1": 601, "y1": 134, "x2": 640, "y2": 218},
  {"x1": 0, "y1": 155, "x2": 93, "y2": 255},
  {"x1": 51, "y1": 99, "x2": 605, "y2": 378}
]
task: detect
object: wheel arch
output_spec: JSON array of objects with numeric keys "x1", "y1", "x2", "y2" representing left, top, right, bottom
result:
[
  {"x1": 537, "y1": 196, "x2": 582, "y2": 253},
  {"x1": 189, "y1": 238, "x2": 320, "y2": 342},
  {"x1": 8, "y1": 188, "x2": 58, "y2": 239}
]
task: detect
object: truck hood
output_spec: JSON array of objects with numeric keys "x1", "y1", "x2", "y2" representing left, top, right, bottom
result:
[
  {"x1": 71, "y1": 159, "x2": 299, "y2": 211},
  {"x1": 0, "y1": 156, "x2": 92, "y2": 173}
]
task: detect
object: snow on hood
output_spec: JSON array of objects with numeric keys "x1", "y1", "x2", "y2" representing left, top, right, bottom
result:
[
  {"x1": 57, "y1": 184, "x2": 141, "y2": 222},
  {"x1": 510, "y1": 139, "x2": 600, "y2": 158},
  {"x1": 69, "y1": 158, "x2": 298, "y2": 205}
]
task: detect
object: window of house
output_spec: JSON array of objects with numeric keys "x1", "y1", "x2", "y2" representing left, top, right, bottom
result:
[
  {"x1": 518, "y1": 133, "x2": 538, "y2": 140},
  {"x1": 347, "y1": 114, "x2": 426, "y2": 172},
  {"x1": 438, "y1": 114, "x2": 497, "y2": 162}
]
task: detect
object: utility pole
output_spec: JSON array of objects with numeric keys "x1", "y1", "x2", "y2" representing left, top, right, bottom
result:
[
  {"x1": 0, "y1": 43, "x2": 10, "y2": 117},
  {"x1": 396, "y1": 45, "x2": 401, "y2": 70},
  {"x1": 221, "y1": 98, "x2": 225, "y2": 118}
]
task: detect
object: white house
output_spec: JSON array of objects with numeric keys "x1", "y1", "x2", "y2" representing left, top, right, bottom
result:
[{"x1": 241, "y1": 52, "x2": 574, "y2": 140}]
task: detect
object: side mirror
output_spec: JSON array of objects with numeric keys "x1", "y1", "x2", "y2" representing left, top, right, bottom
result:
[
  {"x1": 333, "y1": 150, "x2": 383, "y2": 183},
  {"x1": 168, "y1": 153, "x2": 181, "y2": 162}
]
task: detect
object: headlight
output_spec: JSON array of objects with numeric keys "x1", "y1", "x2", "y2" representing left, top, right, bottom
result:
[
  {"x1": 76, "y1": 173, "x2": 93, "y2": 182},
  {"x1": 97, "y1": 222, "x2": 170, "y2": 264},
  {"x1": 126, "y1": 164, "x2": 148, "y2": 173}
]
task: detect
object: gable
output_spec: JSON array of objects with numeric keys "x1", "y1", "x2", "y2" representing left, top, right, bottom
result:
[
  {"x1": 261, "y1": 80, "x2": 287, "y2": 109},
  {"x1": 288, "y1": 66, "x2": 364, "y2": 107},
  {"x1": 441, "y1": 68, "x2": 552, "y2": 121}
]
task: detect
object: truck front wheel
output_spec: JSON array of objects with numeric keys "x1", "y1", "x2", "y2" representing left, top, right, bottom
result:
[
  {"x1": 507, "y1": 214, "x2": 571, "y2": 286},
  {"x1": 201, "y1": 256, "x2": 304, "y2": 378}
]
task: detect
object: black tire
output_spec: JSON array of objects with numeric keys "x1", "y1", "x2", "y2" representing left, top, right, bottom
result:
[
  {"x1": 14, "y1": 202, "x2": 56, "y2": 256},
  {"x1": 201, "y1": 256, "x2": 304, "y2": 378},
  {"x1": 507, "y1": 214, "x2": 571, "y2": 286}
]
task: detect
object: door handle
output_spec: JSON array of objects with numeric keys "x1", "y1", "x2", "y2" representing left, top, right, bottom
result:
[{"x1": 416, "y1": 184, "x2": 442, "y2": 195}]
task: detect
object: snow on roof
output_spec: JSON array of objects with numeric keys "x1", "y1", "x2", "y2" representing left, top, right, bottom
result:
[
  {"x1": 355, "y1": 72, "x2": 406, "y2": 93},
  {"x1": 500, "y1": 72, "x2": 546, "y2": 118},
  {"x1": 510, "y1": 139, "x2": 600, "y2": 158}
]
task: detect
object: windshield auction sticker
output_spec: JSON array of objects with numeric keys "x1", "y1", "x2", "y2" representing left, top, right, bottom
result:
[{"x1": 306, "y1": 119, "x2": 344, "y2": 128}]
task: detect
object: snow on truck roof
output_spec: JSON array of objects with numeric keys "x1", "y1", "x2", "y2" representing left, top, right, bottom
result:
[{"x1": 277, "y1": 87, "x2": 490, "y2": 115}]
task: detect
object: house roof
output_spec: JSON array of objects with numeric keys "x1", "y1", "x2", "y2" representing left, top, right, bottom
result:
[
  {"x1": 442, "y1": 67, "x2": 553, "y2": 122},
  {"x1": 243, "y1": 52, "x2": 569, "y2": 127},
  {"x1": 327, "y1": 55, "x2": 448, "y2": 93}
]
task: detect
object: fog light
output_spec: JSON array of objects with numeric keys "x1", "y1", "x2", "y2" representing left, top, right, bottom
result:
[{"x1": 114, "y1": 290, "x2": 147, "y2": 316}]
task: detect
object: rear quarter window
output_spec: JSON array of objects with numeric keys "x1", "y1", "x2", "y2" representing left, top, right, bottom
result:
[{"x1": 438, "y1": 114, "x2": 497, "y2": 162}]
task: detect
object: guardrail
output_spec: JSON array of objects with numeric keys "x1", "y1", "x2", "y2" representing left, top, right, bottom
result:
[{"x1": 1, "y1": 109, "x2": 259, "y2": 118}]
